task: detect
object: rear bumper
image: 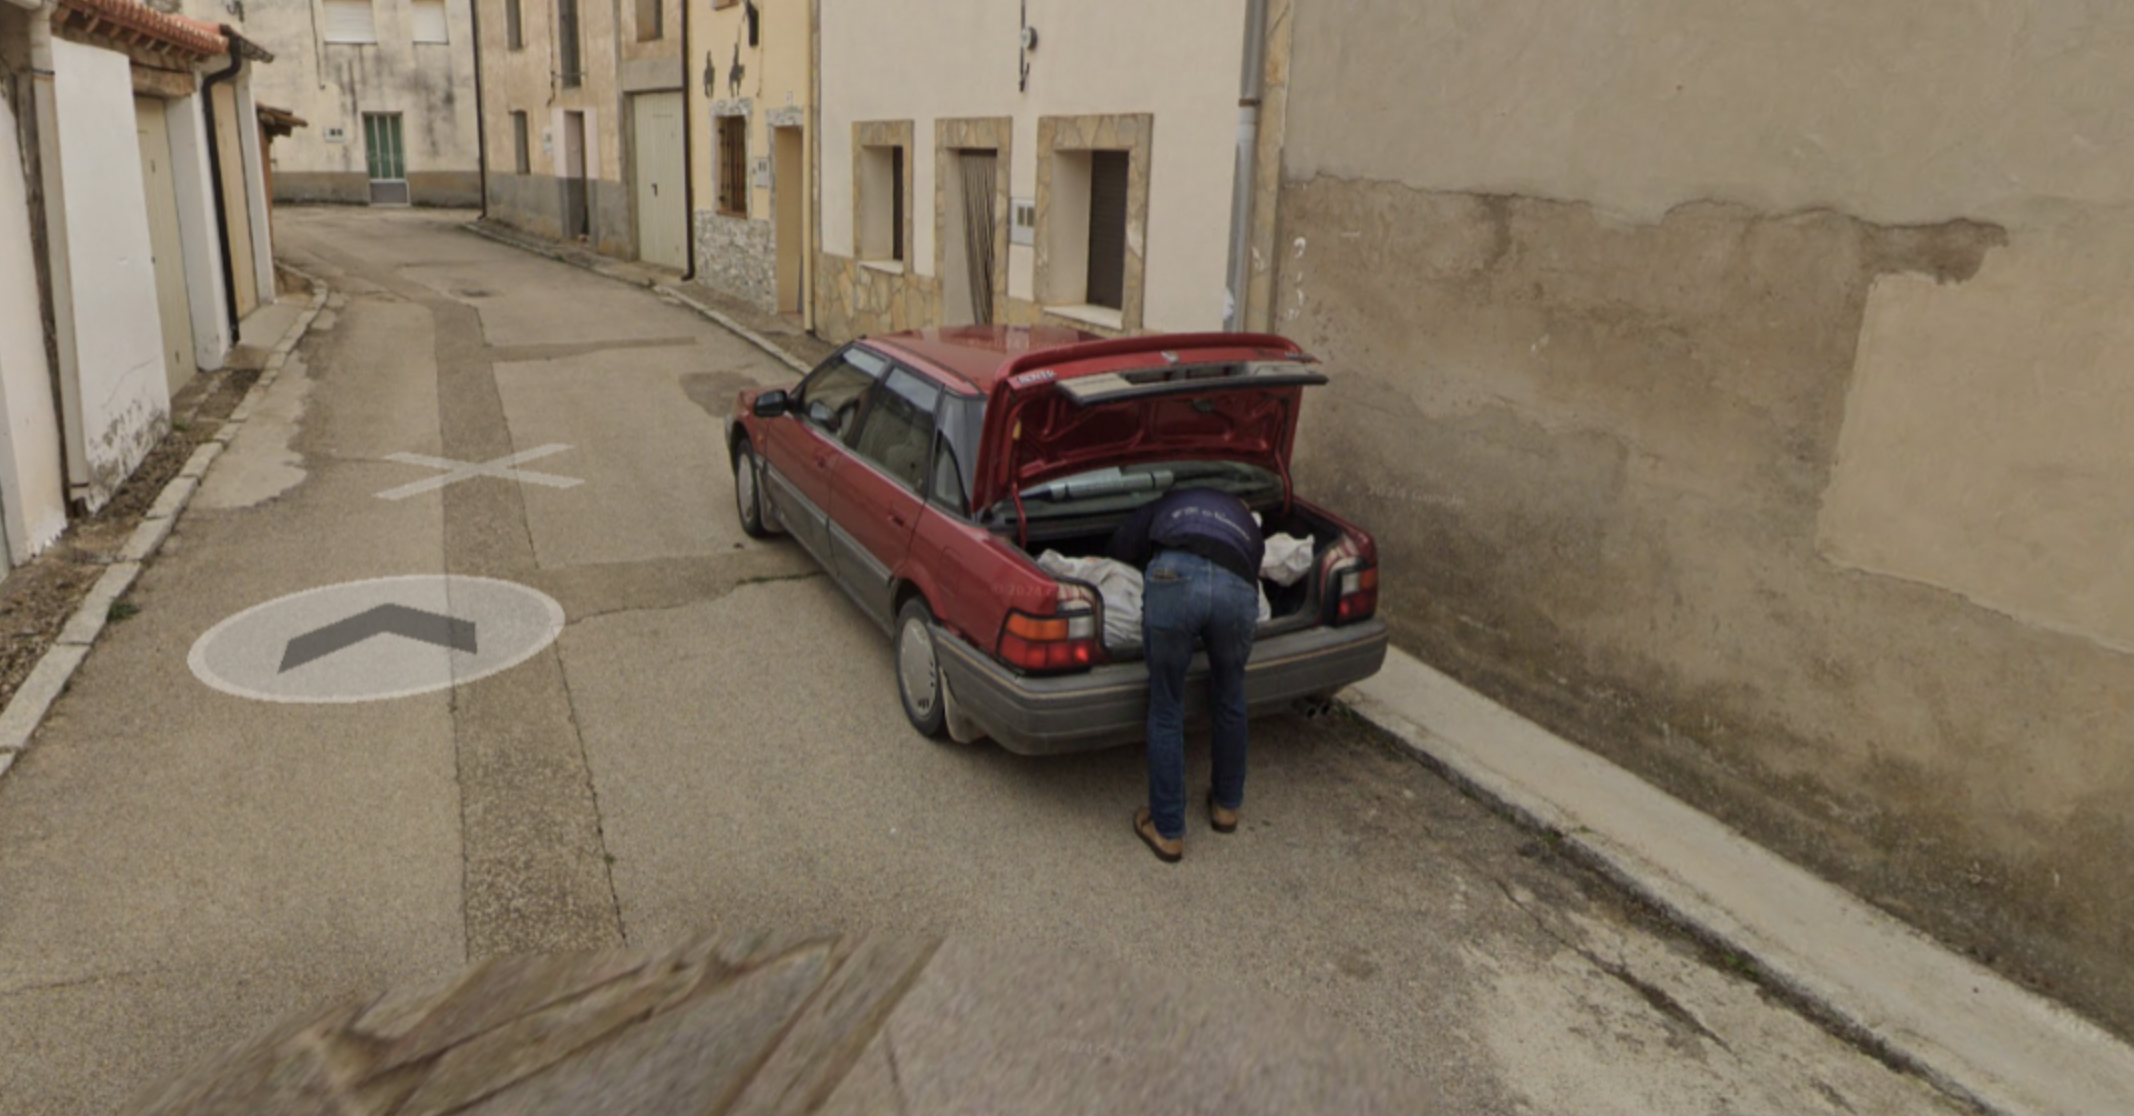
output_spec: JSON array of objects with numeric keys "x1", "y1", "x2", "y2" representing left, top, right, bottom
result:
[{"x1": 934, "y1": 620, "x2": 1389, "y2": 756}]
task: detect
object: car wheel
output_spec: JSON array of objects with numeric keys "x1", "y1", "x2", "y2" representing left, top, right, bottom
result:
[
  {"x1": 732, "y1": 439, "x2": 772, "y2": 539},
  {"x1": 895, "y1": 598, "x2": 948, "y2": 739}
]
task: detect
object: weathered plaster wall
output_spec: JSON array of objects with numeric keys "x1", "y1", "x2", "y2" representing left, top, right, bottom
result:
[
  {"x1": 241, "y1": 0, "x2": 482, "y2": 197},
  {"x1": 1278, "y1": 0, "x2": 2134, "y2": 1036},
  {"x1": 0, "y1": 60, "x2": 67, "y2": 561},
  {"x1": 52, "y1": 38, "x2": 170, "y2": 506},
  {"x1": 479, "y1": 0, "x2": 626, "y2": 241}
]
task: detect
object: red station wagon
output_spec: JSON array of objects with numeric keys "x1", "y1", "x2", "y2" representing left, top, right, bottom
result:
[{"x1": 724, "y1": 327, "x2": 1388, "y2": 754}]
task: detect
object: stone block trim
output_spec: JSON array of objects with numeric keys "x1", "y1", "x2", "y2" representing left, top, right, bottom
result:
[
  {"x1": 851, "y1": 119, "x2": 915, "y2": 267},
  {"x1": 1036, "y1": 113, "x2": 1153, "y2": 335},
  {"x1": 694, "y1": 210, "x2": 779, "y2": 313},
  {"x1": 933, "y1": 117, "x2": 1014, "y2": 327},
  {"x1": 812, "y1": 253, "x2": 941, "y2": 345}
]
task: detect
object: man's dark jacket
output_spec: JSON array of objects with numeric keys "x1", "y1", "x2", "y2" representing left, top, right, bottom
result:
[{"x1": 1107, "y1": 488, "x2": 1263, "y2": 587}]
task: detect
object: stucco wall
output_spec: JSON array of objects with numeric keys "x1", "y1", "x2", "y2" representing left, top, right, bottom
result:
[
  {"x1": 1277, "y1": 0, "x2": 2134, "y2": 1037},
  {"x1": 52, "y1": 38, "x2": 170, "y2": 505},
  {"x1": 815, "y1": 0, "x2": 1244, "y2": 340},
  {"x1": 0, "y1": 70, "x2": 67, "y2": 560},
  {"x1": 688, "y1": 0, "x2": 810, "y2": 312},
  {"x1": 242, "y1": 0, "x2": 482, "y2": 191}
]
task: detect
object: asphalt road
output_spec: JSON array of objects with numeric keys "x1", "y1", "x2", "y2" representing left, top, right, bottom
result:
[{"x1": 0, "y1": 209, "x2": 1966, "y2": 1116}]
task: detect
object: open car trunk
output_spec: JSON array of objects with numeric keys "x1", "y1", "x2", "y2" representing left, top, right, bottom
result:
[{"x1": 1012, "y1": 503, "x2": 1346, "y2": 660}]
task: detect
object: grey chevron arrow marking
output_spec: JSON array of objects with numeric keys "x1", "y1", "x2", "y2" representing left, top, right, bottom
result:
[{"x1": 279, "y1": 604, "x2": 479, "y2": 674}]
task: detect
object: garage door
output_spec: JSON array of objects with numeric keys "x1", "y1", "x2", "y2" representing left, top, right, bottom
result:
[{"x1": 135, "y1": 95, "x2": 196, "y2": 393}]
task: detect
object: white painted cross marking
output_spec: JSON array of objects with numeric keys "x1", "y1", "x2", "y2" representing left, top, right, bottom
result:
[{"x1": 374, "y1": 444, "x2": 583, "y2": 500}]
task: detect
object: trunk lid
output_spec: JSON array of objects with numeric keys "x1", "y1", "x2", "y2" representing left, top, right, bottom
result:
[{"x1": 977, "y1": 353, "x2": 1328, "y2": 513}]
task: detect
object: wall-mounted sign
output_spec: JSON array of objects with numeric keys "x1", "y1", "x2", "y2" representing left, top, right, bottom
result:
[
  {"x1": 753, "y1": 158, "x2": 771, "y2": 189},
  {"x1": 1010, "y1": 198, "x2": 1036, "y2": 246},
  {"x1": 324, "y1": 125, "x2": 347, "y2": 143}
]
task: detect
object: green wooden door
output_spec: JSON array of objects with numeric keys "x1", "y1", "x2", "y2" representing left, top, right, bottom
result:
[{"x1": 363, "y1": 113, "x2": 408, "y2": 205}]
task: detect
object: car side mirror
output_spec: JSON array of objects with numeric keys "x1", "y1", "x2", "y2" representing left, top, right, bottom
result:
[{"x1": 753, "y1": 390, "x2": 790, "y2": 418}]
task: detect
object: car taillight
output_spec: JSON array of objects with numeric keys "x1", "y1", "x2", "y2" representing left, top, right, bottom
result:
[
  {"x1": 997, "y1": 583, "x2": 1100, "y2": 673},
  {"x1": 1321, "y1": 535, "x2": 1379, "y2": 626}
]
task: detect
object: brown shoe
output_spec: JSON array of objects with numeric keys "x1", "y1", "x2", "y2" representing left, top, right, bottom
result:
[
  {"x1": 1134, "y1": 808, "x2": 1183, "y2": 863},
  {"x1": 1207, "y1": 791, "x2": 1238, "y2": 834}
]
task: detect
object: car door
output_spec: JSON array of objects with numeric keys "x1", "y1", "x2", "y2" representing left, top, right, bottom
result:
[
  {"x1": 829, "y1": 363, "x2": 942, "y2": 631},
  {"x1": 757, "y1": 347, "x2": 886, "y2": 563}
]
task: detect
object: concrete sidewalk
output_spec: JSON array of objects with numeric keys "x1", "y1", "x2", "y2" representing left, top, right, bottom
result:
[{"x1": 1343, "y1": 651, "x2": 2134, "y2": 1116}]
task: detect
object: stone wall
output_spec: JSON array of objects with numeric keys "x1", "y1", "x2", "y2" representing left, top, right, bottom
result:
[
  {"x1": 1277, "y1": 0, "x2": 2134, "y2": 1039},
  {"x1": 694, "y1": 211, "x2": 777, "y2": 313},
  {"x1": 811, "y1": 254, "x2": 940, "y2": 345}
]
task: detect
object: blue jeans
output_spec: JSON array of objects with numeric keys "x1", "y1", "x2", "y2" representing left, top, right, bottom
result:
[{"x1": 1142, "y1": 549, "x2": 1258, "y2": 840}]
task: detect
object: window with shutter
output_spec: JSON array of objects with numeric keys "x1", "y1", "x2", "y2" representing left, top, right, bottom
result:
[
  {"x1": 558, "y1": 0, "x2": 582, "y2": 86},
  {"x1": 322, "y1": 0, "x2": 378, "y2": 44},
  {"x1": 412, "y1": 0, "x2": 448, "y2": 43},
  {"x1": 717, "y1": 115, "x2": 747, "y2": 215}
]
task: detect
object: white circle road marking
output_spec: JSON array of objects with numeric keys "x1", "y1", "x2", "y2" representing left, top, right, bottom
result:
[{"x1": 188, "y1": 575, "x2": 566, "y2": 704}]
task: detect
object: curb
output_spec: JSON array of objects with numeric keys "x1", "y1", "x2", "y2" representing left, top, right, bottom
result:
[
  {"x1": 1339, "y1": 650, "x2": 2134, "y2": 1116},
  {"x1": 0, "y1": 274, "x2": 332, "y2": 772},
  {"x1": 460, "y1": 221, "x2": 813, "y2": 376}
]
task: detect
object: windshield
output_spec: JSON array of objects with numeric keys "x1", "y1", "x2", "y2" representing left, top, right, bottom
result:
[{"x1": 1008, "y1": 460, "x2": 1281, "y2": 521}]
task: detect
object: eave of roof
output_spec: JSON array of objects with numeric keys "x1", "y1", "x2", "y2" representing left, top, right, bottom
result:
[{"x1": 54, "y1": 0, "x2": 227, "y2": 59}]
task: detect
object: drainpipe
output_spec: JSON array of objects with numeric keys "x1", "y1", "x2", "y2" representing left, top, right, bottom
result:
[
  {"x1": 1220, "y1": 0, "x2": 1269, "y2": 333},
  {"x1": 469, "y1": 0, "x2": 488, "y2": 217},
  {"x1": 201, "y1": 35, "x2": 246, "y2": 343},
  {"x1": 679, "y1": 0, "x2": 695, "y2": 280}
]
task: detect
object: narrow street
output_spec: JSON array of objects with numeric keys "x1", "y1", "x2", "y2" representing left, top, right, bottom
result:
[{"x1": 0, "y1": 209, "x2": 1963, "y2": 1115}]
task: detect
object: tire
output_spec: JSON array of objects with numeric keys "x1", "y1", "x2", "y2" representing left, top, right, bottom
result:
[
  {"x1": 732, "y1": 439, "x2": 772, "y2": 539},
  {"x1": 894, "y1": 598, "x2": 948, "y2": 739}
]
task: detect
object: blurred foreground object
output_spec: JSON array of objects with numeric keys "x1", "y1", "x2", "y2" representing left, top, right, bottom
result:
[{"x1": 122, "y1": 930, "x2": 1430, "y2": 1115}]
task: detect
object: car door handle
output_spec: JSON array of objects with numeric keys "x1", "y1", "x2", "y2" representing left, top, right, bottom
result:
[{"x1": 889, "y1": 512, "x2": 906, "y2": 528}]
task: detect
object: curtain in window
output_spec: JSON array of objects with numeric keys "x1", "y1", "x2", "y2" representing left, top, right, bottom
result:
[{"x1": 959, "y1": 151, "x2": 997, "y2": 325}]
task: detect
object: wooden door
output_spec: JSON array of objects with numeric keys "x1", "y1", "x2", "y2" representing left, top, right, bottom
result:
[{"x1": 135, "y1": 96, "x2": 196, "y2": 392}]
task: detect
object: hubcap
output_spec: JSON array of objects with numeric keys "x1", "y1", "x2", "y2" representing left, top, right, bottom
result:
[
  {"x1": 898, "y1": 616, "x2": 938, "y2": 719},
  {"x1": 735, "y1": 454, "x2": 757, "y2": 523}
]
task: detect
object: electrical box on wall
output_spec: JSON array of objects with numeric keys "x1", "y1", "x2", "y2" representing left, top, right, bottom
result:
[
  {"x1": 324, "y1": 125, "x2": 346, "y2": 143},
  {"x1": 754, "y1": 158, "x2": 771, "y2": 189},
  {"x1": 1010, "y1": 198, "x2": 1036, "y2": 246}
]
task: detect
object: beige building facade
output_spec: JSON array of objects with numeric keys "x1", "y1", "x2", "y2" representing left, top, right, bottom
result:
[
  {"x1": 1271, "y1": 0, "x2": 2134, "y2": 1038},
  {"x1": 812, "y1": 0, "x2": 1256, "y2": 344},
  {"x1": 476, "y1": 0, "x2": 685, "y2": 260},
  {"x1": 688, "y1": 0, "x2": 809, "y2": 319}
]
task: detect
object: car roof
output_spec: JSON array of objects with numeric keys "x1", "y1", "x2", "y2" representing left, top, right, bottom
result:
[{"x1": 865, "y1": 326, "x2": 1310, "y2": 395}]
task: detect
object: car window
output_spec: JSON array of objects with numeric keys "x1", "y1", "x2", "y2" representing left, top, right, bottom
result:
[
  {"x1": 796, "y1": 347, "x2": 889, "y2": 444},
  {"x1": 929, "y1": 394, "x2": 983, "y2": 516},
  {"x1": 851, "y1": 366, "x2": 941, "y2": 491}
]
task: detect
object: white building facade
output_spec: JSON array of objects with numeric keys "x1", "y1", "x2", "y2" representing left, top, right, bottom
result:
[
  {"x1": 0, "y1": 0, "x2": 274, "y2": 573},
  {"x1": 813, "y1": 0, "x2": 1254, "y2": 343}
]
